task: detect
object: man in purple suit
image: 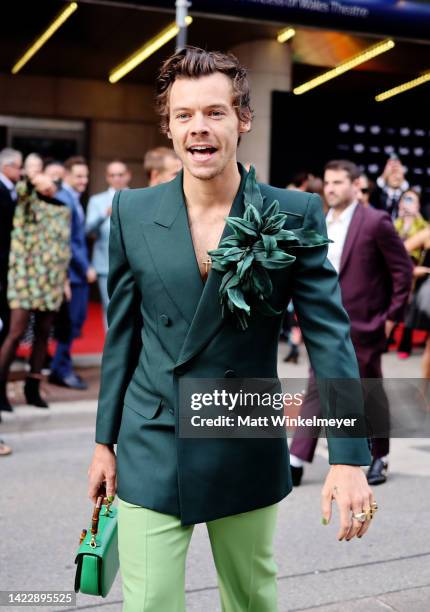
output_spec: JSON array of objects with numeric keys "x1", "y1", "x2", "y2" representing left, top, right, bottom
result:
[{"x1": 289, "y1": 160, "x2": 413, "y2": 486}]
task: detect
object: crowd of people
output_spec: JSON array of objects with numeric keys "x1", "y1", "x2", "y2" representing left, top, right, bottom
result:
[
  {"x1": 283, "y1": 157, "x2": 430, "y2": 370},
  {"x1": 0, "y1": 146, "x2": 182, "y2": 455},
  {"x1": 280, "y1": 155, "x2": 430, "y2": 487},
  {"x1": 0, "y1": 145, "x2": 428, "y2": 462}
]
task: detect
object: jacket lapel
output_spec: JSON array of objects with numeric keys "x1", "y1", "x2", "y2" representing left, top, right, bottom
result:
[
  {"x1": 141, "y1": 171, "x2": 204, "y2": 325},
  {"x1": 339, "y1": 204, "x2": 363, "y2": 279},
  {"x1": 175, "y1": 165, "x2": 248, "y2": 367}
]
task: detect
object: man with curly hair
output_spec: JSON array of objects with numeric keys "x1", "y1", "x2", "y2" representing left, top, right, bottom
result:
[{"x1": 88, "y1": 47, "x2": 375, "y2": 611}]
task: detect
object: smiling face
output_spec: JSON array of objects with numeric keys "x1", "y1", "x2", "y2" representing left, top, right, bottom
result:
[
  {"x1": 66, "y1": 163, "x2": 89, "y2": 194},
  {"x1": 167, "y1": 72, "x2": 251, "y2": 182}
]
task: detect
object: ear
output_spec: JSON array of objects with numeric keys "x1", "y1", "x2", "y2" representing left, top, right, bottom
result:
[{"x1": 239, "y1": 119, "x2": 251, "y2": 134}]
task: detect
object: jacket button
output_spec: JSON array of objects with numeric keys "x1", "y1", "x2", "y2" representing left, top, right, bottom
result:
[
  {"x1": 168, "y1": 407, "x2": 174, "y2": 415},
  {"x1": 224, "y1": 369, "x2": 236, "y2": 378},
  {"x1": 160, "y1": 314, "x2": 170, "y2": 326}
]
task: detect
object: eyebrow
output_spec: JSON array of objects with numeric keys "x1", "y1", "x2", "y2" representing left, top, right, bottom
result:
[{"x1": 171, "y1": 103, "x2": 231, "y2": 113}]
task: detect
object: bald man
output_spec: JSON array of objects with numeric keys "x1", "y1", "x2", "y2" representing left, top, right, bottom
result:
[{"x1": 86, "y1": 160, "x2": 132, "y2": 329}]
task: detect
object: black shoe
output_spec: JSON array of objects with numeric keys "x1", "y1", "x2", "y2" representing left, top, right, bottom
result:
[
  {"x1": 283, "y1": 345, "x2": 299, "y2": 364},
  {"x1": 290, "y1": 465, "x2": 304, "y2": 487},
  {"x1": 48, "y1": 372, "x2": 88, "y2": 390},
  {"x1": 0, "y1": 381, "x2": 13, "y2": 412},
  {"x1": 24, "y1": 377, "x2": 49, "y2": 409},
  {"x1": 366, "y1": 457, "x2": 388, "y2": 485}
]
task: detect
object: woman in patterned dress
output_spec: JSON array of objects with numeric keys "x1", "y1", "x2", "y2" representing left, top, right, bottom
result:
[{"x1": 0, "y1": 174, "x2": 71, "y2": 410}]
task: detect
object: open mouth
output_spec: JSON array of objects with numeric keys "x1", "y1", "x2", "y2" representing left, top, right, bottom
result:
[{"x1": 187, "y1": 145, "x2": 218, "y2": 161}]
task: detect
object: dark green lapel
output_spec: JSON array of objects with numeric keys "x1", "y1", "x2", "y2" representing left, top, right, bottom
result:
[
  {"x1": 141, "y1": 171, "x2": 204, "y2": 325},
  {"x1": 176, "y1": 164, "x2": 248, "y2": 367}
]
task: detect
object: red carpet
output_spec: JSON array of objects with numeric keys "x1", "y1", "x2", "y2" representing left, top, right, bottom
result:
[
  {"x1": 72, "y1": 301, "x2": 105, "y2": 354},
  {"x1": 392, "y1": 323, "x2": 427, "y2": 350},
  {"x1": 17, "y1": 302, "x2": 105, "y2": 358}
]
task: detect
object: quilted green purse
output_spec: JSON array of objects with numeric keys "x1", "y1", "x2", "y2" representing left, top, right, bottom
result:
[{"x1": 74, "y1": 496, "x2": 119, "y2": 597}]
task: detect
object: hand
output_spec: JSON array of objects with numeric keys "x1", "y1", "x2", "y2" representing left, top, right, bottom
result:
[
  {"x1": 413, "y1": 266, "x2": 430, "y2": 278},
  {"x1": 88, "y1": 443, "x2": 117, "y2": 504},
  {"x1": 32, "y1": 173, "x2": 56, "y2": 197},
  {"x1": 385, "y1": 319, "x2": 395, "y2": 338},
  {"x1": 382, "y1": 159, "x2": 395, "y2": 181},
  {"x1": 64, "y1": 279, "x2": 72, "y2": 302},
  {"x1": 321, "y1": 465, "x2": 375, "y2": 541},
  {"x1": 382, "y1": 158, "x2": 402, "y2": 181},
  {"x1": 87, "y1": 266, "x2": 97, "y2": 284}
]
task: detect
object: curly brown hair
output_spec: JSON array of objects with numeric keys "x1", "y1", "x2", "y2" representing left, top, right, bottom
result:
[{"x1": 155, "y1": 46, "x2": 254, "y2": 135}]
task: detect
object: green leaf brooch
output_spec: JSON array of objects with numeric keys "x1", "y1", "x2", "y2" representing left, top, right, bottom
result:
[{"x1": 207, "y1": 166, "x2": 331, "y2": 330}]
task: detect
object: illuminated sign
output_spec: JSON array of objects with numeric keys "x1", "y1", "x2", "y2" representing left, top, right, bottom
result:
[{"x1": 143, "y1": 1, "x2": 430, "y2": 39}]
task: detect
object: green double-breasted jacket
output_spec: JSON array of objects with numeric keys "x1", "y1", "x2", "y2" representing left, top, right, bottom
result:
[{"x1": 95, "y1": 165, "x2": 371, "y2": 525}]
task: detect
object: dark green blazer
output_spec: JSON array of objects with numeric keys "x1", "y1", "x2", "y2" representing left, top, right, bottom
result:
[{"x1": 95, "y1": 165, "x2": 371, "y2": 526}]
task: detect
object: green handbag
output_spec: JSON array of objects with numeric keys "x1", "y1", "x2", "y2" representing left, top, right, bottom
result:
[{"x1": 74, "y1": 496, "x2": 119, "y2": 598}]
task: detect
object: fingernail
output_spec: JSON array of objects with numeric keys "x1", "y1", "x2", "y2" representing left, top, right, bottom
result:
[
  {"x1": 321, "y1": 517, "x2": 329, "y2": 525},
  {"x1": 358, "y1": 535, "x2": 362, "y2": 539},
  {"x1": 107, "y1": 495, "x2": 115, "y2": 502}
]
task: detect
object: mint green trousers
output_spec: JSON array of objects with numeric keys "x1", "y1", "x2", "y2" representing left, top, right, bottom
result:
[{"x1": 118, "y1": 498, "x2": 279, "y2": 612}]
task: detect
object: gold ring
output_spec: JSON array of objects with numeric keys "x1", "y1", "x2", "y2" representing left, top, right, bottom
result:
[{"x1": 363, "y1": 507, "x2": 372, "y2": 521}]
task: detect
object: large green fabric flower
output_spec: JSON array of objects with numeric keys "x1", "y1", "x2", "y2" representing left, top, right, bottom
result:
[{"x1": 208, "y1": 166, "x2": 331, "y2": 330}]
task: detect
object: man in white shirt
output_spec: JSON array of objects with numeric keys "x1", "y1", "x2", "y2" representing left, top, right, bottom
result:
[
  {"x1": 86, "y1": 160, "x2": 131, "y2": 330},
  {"x1": 289, "y1": 159, "x2": 413, "y2": 487},
  {"x1": 325, "y1": 195, "x2": 358, "y2": 274}
]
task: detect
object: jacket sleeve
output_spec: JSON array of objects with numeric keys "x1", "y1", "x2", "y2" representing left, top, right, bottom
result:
[
  {"x1": 95, "y1": 190, "x2": 143, "y2": 444},
  {"x1": 375, "y1": 212, "x2": 413, "y2": 323},
  {"x1": 291, "y1": 194, "x2": 372, "y2": 466},
  {"x1": 86, "y1": 195, "x2": 110, "y2": 237},
  {"x1": 69, "y1": 202, "x2": 89, "y2": 280}
]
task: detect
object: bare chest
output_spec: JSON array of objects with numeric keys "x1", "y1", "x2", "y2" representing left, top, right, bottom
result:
[{"x1": 187, "y1": 206, "x2": 231, "y2": 283}]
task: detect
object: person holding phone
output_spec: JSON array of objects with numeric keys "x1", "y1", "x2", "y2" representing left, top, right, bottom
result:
[
  {"x1": 371, "y1": 154, "x2": 409, "y2": 219},
  {"x1": 394, "y1": 189, "x2": 428, "y2": 358}
]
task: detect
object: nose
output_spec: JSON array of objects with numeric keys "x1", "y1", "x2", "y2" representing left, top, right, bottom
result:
[{"x1": 190, "y1": 112, "x2": 209, "y2": 136}]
